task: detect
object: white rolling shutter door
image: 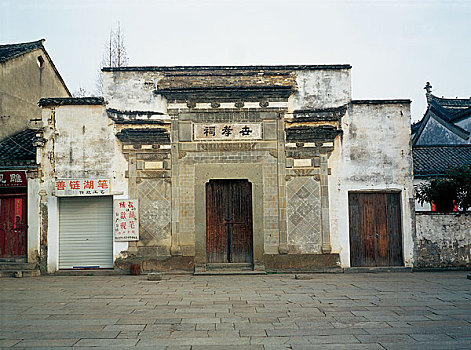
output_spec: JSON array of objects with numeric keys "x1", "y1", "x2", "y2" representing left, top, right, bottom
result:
[{"x1": 59, "y1": 196, "x2": 113, "y2": 269}]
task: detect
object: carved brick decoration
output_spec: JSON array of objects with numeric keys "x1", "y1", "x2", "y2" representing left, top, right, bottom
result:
[
  {"x1": 286, "y1": 176, "x2": 321, "y2": 253},
  {"x1": 137, "y1": 178, "x2": 171, "y2": 245}
]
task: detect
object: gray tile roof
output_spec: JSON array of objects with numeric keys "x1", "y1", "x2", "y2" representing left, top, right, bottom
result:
[
  {"x1": 413, "y1": 145, "x2": 471, "y2": 177},
  {"x1": 0, "y1": 129, "x2": 37, "y2": 167},
  {"x1": 0, "y1": 39, "x2": 44, "y2": 63}
]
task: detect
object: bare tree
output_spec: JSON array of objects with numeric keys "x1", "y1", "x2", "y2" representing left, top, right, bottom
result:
[
  {"x1": 72, "y1": 86, "x2": 89, "y2": 97},
  {"x1": 96, "y1": 22, "x2": 129, "y2": 95}
]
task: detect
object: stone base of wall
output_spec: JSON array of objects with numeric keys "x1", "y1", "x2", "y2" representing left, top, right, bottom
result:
[
  {"x1": 115, "y1": 255, "x2": 194, "y2": 273},
  {"x1": 115, "y1": 253, "x2": 341, "y2": 273},
  {"x1": 264, "y1": 253, "x2": 341, "y2": 272},
  {"x1": 415, "y1": 212, "x2": 471, "y2": 268}
]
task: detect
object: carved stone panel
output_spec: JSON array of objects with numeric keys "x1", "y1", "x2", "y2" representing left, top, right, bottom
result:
[
  {"x1": 286, "y1": 176, "x2": 321, "y2": 253},
  {"x1": 136, "y1": 178, "x2": 171, "y2": 246}
]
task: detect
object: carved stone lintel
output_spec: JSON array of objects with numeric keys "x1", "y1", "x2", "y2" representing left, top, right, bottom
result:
[
  {"x1": 259, "y1": 100, "x2": 269, "y2": 108},
  {"x1": 186, "y1": 101, "x2": 196, "y2": 109},
  {"x1": 199, "y1": 143, "x2": 256, "y2": 152},
  {"x1": 235, "y1": 101, "x2": 244, "y2": 108},
  {"x1": 211, "y1": 102, "x2": 220, "y2": 108},
  {"x1": 293, "y1": 168, "x2": 313, "y2": 176}
]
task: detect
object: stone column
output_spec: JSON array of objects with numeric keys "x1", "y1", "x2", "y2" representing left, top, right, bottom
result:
[
  {"x1": 320, "y1": 152, "x2": 332, "y2": 253},
  {"x1": 276, "y1": 116, "x2": 288, "y2": 254},
  {"x1": 170, "y1": 115, "x2": 181, "y2": 255}
]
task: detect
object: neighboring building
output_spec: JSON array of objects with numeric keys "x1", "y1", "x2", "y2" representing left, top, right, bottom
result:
[
  {"x1": 0, "y1": 39, "x2": 70, "y2": 139},
  {"x1": 36, "y1": 65, "x2": 414, "y2": 274},
  {"x1": 0, "y1": 39, "x2": 69, "y2": 276},
  {"x1": 412, "y1": 83, "x2": 471, "y2": 269},
  {"x1": 412, "y1": 82, "x2": 471, "y2": 210}
]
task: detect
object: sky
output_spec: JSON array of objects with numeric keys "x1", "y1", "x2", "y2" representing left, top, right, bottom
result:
[{"x1": 1, "y1": 0, "x2": 470, "y2": 122}]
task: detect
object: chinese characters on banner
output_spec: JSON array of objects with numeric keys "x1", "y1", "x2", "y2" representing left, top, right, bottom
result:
[
  {"x1": 114, "y1": 200, "x2": 139, "y2": 241},
  {"x1": 55, "y1": 179, "x2": 110, "y2": 196},
  {"x1": 194, "y1": 123, "x2": 262, "y2": 141}
]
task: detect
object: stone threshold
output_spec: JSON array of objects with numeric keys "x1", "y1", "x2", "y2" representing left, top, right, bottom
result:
[{"x1": 344, "y1": 267, "x2": 412, "y2": 273}]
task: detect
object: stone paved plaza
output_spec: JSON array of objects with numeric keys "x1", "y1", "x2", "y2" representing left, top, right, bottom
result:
[{"x1": 0, "y1": 272, "x2": 470, "y2": 349}]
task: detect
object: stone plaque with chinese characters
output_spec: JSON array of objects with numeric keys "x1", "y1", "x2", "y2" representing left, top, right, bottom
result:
[
  {"x1": 114, "y1": 199, "x2": 139, "y2": 241},
  {"x1": 0, "y1": 171, "x2": 27, "y2": 187},
  {"x1": 194, "y1": 123, "x2": 262, "y2": 141},
  {"x1": 55, "y1": 179, "x2": 111, "y2": 196}
]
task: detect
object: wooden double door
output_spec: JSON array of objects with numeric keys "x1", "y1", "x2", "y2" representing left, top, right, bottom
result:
[
  {"x1": 206, "y1": 180, "x2": 253, "y2": 264},
  {"x1": 0, "y1": 194, "x2": 27, "y2": 258},
  {"x1": 349, "y1": 192, "x2": 403, "y2": 267}
]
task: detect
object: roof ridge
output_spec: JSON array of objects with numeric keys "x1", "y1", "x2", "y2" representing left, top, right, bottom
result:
[
  {"x1": 0, "y1": 38, "x2": 45, "y2": 47},
  {"x1": 0, "y1": 39, "x2": 45, "y2": 63},
  {"x1": 414, "y1": 144, "x2": 471, "y2": 148}
]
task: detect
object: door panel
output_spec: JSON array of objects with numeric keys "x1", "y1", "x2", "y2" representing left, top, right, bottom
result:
[
  {"x1": 206, "y1": 180, "x2": 253, "y2": 263},
  {"x1": 0, "y1": 195, "x2": 27, "y2": 258},
  {"x1": 349, "y1": 192, "x2": 403, "y2": 267}
]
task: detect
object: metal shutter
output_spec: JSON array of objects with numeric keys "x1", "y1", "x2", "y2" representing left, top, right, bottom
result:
[{"x1": 59, "y1": 196, "x2": 113, "y2": 269}]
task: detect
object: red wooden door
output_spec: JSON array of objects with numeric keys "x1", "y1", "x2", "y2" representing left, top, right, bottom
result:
[
  {"x1": 0, "y1": 195, "x2": 27, "y2": 258},
  {"x1": 206, "y1": 180, "x2": 253, "y2": 263},
  {"x1": 349, "y1": 192, "x2": 403, "y2": 267}
]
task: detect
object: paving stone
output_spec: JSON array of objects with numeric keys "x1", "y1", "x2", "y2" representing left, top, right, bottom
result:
[
  {"x1": 291, "y1": 345, "x2": 383, "y2": 350},
  {"x1": 355, "y1": 334, "x2": 415, "y2": 343},
  {"x1": 0, "y1": 339, "x2": 22, "y2": 347},
  {"x1": 192, "y1": 346, "x2": 263, "y2": 350},
  {"x1": 74, "y1": 338, "x2": 139, "y2": 346},
  {"x1": 13, "y1": 339, "x2": 79, "y2": 347},
  {"x1": 380, "y1": 340, "x2": 471, "y2": 350},
  {"x1": 0, "y1": 272, "x2": 469, "y2": 349}
]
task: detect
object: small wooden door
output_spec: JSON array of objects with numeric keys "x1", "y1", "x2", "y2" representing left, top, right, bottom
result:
[
  {"x1": 0, "y1": 195, "x2": 27, "y2": 258},
  {"x1": 206, "y1": 180, "x2": 253, "y2": 263},
  {"x1": 349, "y1": 192, "x2": 403, "y2": 267}
]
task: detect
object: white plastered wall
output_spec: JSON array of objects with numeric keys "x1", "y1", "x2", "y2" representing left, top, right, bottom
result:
[
  {"x1": 27, "y1": 178, "x2": 41, "y2": 263},
  {"x1": 40, "y1": 104, "x2": 128, "y2": 273},
  {"x1": 329, "y1": 102, "x2": 415, "y2": 267}
]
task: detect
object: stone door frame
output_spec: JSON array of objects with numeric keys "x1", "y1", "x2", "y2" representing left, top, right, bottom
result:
[{"x1": 194, "y1": 163, "x2": 264, "y2": 268}]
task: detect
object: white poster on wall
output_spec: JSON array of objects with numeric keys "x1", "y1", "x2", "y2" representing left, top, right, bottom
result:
[{"x1": 113, "y1": 199, "x2": 139, "y2": 241}]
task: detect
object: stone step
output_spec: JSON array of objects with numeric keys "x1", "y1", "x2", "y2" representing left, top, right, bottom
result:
[
  {"x1": 54, "y1": 269, "x2": 124, "y2": 276},
  {"x1": 0, "y1": 262, "x2": 38, "y2": 270},
  {"x1": 0, "y1": 270, "x2": 40, "y2": 278},
  {"x1": 0, "y1": 261, "x2": 40, "y2": 278},
  {"x1": 344, "y1": 266, "x2": 412, "y2": 273},
  {"x1": 195, "y1": 263, "x2": 266, "y2": 275},
  {"x1": 206, "y1": 263, "x2": 253, "y2": 271},
  {"x1": 0, "y1": 257, "x2": 27, "y2": 263},
  {"x1": 194, "y1": 270, "x2": 266, "y2": 276}
]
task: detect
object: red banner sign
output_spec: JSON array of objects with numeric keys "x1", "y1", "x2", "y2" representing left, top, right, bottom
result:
[
  {"x1": 0, "y1": 171, "x2": 27, "y2": 187},
  {"x1": 55, "y1": 178, "x2": 110, "y2": 196}
]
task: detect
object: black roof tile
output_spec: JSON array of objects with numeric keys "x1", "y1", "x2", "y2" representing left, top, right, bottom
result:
[
  {"x1": 0, "y1": 39, "x2": 44, "y2": 63},
  {"x1": 38, "y1": 97, "x2": 104, "y2": 107},
  {"x1": 413, "y1": 145, "x2": 471, "y2": 177},
  {"x1": 0, "y1": 129, "x2": 37, "y2": 167}
]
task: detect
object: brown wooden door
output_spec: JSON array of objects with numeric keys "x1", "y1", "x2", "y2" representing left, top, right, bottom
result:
[
  {"x1": 206, "y1": 180, "x2": 253, "y2": 263},
  {"x1": 0, "y1": 195, "x2": 27, "y2": 258},
  {"x1": 349, "y1": 192, "x2": 403, "y2": 267}
]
